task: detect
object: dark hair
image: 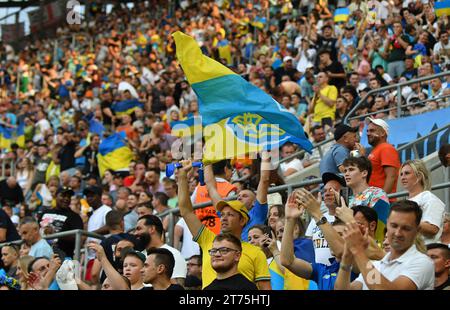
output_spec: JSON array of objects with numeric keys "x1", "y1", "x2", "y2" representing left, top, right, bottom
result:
[
  {"x1": 154, "y1": 192, "x2": 169, "y2": 206},
  {"x1": 389, "y1": 200, "x2": 422, "y2": 227},
  {"x1": 438, "y1": 144, "x2": 450, "y2": 167},
  {"x1": 352, "y1": 205, "x2": 378, "y2": 230},
  {"x1": 28, "y1": 256, "x2": 49, "y2": 273},
  {"x1": 426, "y1": 243, "x2": 450, "y2": 259},
  {"x1": 146, "y1": 247, "x2": 175, "y2": 278},
  {"x1": 248, "y1": 224, "x2": 272, "y2": 236},
  {"x1": 269, "y1": 204, "x2": 285, "y2": 220},
  {"x1": 311, "y1": 125, "x2": 324, "y2": 135},
  {"x1": 138, "y1": 214, "x2": 164, "y2": 236},
  {"x1": 148, "y1": 167, "x2": 161, "y2": 175},
  {"x1": 212, "y1": 160, "x2": 232, "y2": 175},
  {"x1": 332, "y1": 218, "x2": 346, "y2": 226},
  {"x1": 342, "y1": 156, "x2": 373, "y2": 183},
  {"x1": 213, "y1": 233, "x2": 242, "y2": 252},
  {"x1": 188, "y1": 254, "x2": 202, "y2": 266},
  {"x1": 106, "y1": 210, "x2": 123, "y2": 228}
]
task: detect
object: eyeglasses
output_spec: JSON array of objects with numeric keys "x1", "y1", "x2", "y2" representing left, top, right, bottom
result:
[
  {"x1": 187, "y1": 263, "x2": 201, "y2": 267},
  {"x1": 208, "y1": 247, "x2": 240, "y2": 256}
]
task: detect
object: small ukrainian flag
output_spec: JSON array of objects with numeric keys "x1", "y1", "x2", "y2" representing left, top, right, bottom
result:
[
  {"x1": 435, "y1": 1, "x2": 450, "y2": 17},
  {"x1": 111, "y1": 98, "x2": 144, "y2": 116},
  {"x1": 97, "y1": 132, "x2": 134, "y2": 177},
  {"x1": 334, "y1": 8, "x2": 350, "y2": 23}
]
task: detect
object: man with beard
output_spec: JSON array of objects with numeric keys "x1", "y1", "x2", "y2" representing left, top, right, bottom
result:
[
  {"x1": 177, "y1": 160, "x2": 271, "y2": 290},
  {"x1": 133, "y1": 214, "x2": 186, "y2": 286},
  {"x1": 204, "y1": 233, "x2": 257, "y2": 290},
  {"x1": 39, "y1": 187, "x2": 83, "y2": 258},
  {"x1": 365, "y1": 118, "x2": 400, "y2": 195}
]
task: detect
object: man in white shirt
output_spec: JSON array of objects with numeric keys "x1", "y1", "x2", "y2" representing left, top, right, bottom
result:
[
  {"x1": 433, "y1": 31, "x2": 450, "y2": 64},
  {"x1": 280, "y1": 142, "x2": 304, "y2": 177},
  {"x1": 305, "y1": 173, "x2": 346, "y2": 265},
  {"x1": 84, "y1": 186, "x2": 112, "y2": 260},
  {"x1": 335, "y1": 200, "x2": 435, "y2": 290},
  {"x1": 33, "y1": 110, "x2": 51, "y2": 143},
  {"x1": 133, "y1": 214, "x2": 187, "y2": 286}
]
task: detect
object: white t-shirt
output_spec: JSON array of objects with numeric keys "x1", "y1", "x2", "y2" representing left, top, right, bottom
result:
[
  {"x1": 305, "y1": 212, "x2": 335, "y2": 265},
  {"x1": 160, "y1": 244, "x2": 187, "y2": 280},
  {"x1": 33, "y1": 119, "x2": 51, "y2": 142},
  {"x1": 175, "y1": 218, "x2": 200, "y2": 260},
  {"x1": 87, "y1": 205, "x2": 112, "y2": 259},
  {"x1": 354, "y1": 245, "x2": 435, "y2": 290},
  {"x1": 280, "y1": 158, "x2": 304, "y2": 176},
  {"x1": 409, "y1": 191, "x2": 445, "y2": 244}
]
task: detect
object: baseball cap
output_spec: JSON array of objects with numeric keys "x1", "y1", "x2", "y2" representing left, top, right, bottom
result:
[
  {"x1": 122, "y1": 248, "x2": 146, "y2": 263},
  {"x1": 283, "y1": 56, "x2": 294, "y2": 62},
  {"x1": 334, "y1": 124, "x2": 359, "y2": 141},
  {"x1": 322, "y1": 172, "x2": 346, "y2": 187},
  {"x1": 365, "y1": 117, "x2": 389, "y2": 135},
  {"x1": 83, "y1": 185, "x2": 102, "y2": 196},
  {"x1": 56, "y1": 187, "x2": 75, "y2": 196},
  {"x1": 216, "y1": 200, "x2": 250, "y2": 224}
]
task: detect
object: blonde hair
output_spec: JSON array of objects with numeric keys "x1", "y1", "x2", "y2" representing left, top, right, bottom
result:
[
  {"x1": 401, "y1": 159, "x2": 431, "y2": 191},
  {"x1": 17, "y1": 255, "x2": 34, "y2": 290}
]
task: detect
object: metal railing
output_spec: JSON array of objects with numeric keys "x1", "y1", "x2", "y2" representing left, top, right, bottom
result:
[
  {"x1": 278, "y1": 137, "x2": 334, "y2": 165},
  {"x1": 347, "y1": 94, "x2": 450, "y2": 121},
  {"x1": 0, "y1": 229, "x2": 105, "y2": 263},
  {"x1": 344, "y1": 71, "x2": 450, "y2": 124},
  {"x1": 388, "y1": 181, "x2": 450, "y2": 199}
]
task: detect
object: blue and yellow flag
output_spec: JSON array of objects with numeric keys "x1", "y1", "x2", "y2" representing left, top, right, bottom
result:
[
  {"x1": 16, "y1": 121, "x2": 25, "y2": 148},
  {"x1": 173, "y1": 31, "x2": 313, "y2": 163},
  {"x1": 216, "y1": 39, "x2": 232, "y2": 66},
  {"x1": 251, "y1": 16, "x2": 267, "y2": 30},
  {"x1": 334, "y1": 8, "x2": 350, "y2": 23},
  {"x1": 435, "y1": 1, "x2": 450, "y2": 17},
  {"x1": 97, "y1": 132, "x2": 134, "y2": 177},
  {"x1": 0, "y1": 125, "x2": 13, "y2": 150},
  {"x1": 89, "y1": 118, "x2": 105, "y2": 137},
  {"x1": 111, "y1": 98, "x2": 144, "y2": 116},
  {"x1": 170, "y1": 116, "x2": 202, "y2": 140},
  {"x1": 373, "y1": 199, "x2": 390, "y2": 243}
]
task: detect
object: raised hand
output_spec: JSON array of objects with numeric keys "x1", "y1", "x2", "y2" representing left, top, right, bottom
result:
[
  {"x1": 178, "y1": 159, "x2": 193, "y2": 177},
  {"x1": 285, "y1": 191, "x2": 304, "y2": 220},
  {"x1": 343, "y1": 222, "x2": 369, "y2": 255},
  {"x1": 87, "y1": 242, "x2": 106, "y2": 262},
  {"x1": 335, "y1": 194, "x2": 354, "y2": 224},
  {"x1": 296, "y1": 188, "x2": 322, "y2": 220}
]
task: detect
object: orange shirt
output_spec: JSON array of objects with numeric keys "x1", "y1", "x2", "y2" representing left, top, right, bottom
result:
[
  {"x1": 117, "y1": 125, "x2": 138, "y2": 141},
  {"x1": 368, "y1": 142, "x2": 400, "y2": 193}
]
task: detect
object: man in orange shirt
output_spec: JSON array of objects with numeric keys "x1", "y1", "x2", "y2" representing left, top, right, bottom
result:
[{"x1": 365, "y1": 118, "x2": 400, "y2": 195}]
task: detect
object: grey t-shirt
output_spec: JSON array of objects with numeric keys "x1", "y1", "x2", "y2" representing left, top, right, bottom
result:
[{"x1": 319, "y1": 143, "x2": 349, "y2": 176}]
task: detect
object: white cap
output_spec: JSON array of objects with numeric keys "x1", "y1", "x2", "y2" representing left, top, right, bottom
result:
[
  {"x1": 283, "y1": 56, "x2": 294, "y2": 62},
  {"x1": 365, "y1": 117, "x2": 389, "y2": 135}
]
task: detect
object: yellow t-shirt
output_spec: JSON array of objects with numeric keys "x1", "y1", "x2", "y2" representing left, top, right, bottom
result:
[
  {"x1": 313, "y1": 85, "x2": 338, "y2": 123},
  {"x1": 194, "y1": 225, "x2": 271, "y2": 288}
]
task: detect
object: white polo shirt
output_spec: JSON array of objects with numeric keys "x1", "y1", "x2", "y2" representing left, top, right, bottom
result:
[{"x1": 354, "y1": 245, "x2": 435, "y2": 290}]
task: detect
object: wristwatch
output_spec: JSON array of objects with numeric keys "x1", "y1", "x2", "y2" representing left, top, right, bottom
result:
[{"x1": 315, "y1": 216, "x2": 328, "y2": 226}]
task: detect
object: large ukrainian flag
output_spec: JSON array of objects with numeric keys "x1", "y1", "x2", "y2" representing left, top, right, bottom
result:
[
  {"x1": 97, "y1": 132, "x2": 134, "y2": 177},
  {"x1": 170, "y1": 116, "x2": 202, "y2": 141},
  {"x1": 172, "y1": 31, "x2": 313, "y2": 163},
  {"x1": 373, "y1": 199, "x2": 390, "y2": 244},
  {"x1": 111, "y1": 98, "x2": 144, "y2": 116}
]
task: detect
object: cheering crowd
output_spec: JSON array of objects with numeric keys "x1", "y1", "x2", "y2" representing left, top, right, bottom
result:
[{"x1": 1, "y1": 0, "x2": 450, "y2": 291}]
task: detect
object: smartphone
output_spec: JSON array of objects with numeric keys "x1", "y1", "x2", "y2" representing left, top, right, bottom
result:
[{"x1": 339, "y1": 188, "x2": 349, "y2": 207}]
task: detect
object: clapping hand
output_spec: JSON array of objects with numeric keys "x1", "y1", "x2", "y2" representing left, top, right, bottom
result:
[
  {"x1": 342, "y1": 222, "x2": 369, "y2": 255},
  {"x1": 296, "y1": 188, "x2": 323, "y2": 221},
  {"x1": 285, "y1": 191, "x2": 304, "y2": 220}
]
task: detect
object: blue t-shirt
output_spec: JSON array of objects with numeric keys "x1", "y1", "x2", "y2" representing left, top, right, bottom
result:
[
  {"x1": 294, "y1": 238, "x2": 315, "y2": 263},
  {"x1": 319, "y1": 143, "x2": 350, "y2": 176},
  {"x1": 241, "y1": 200, "x2": 268, "y2": 241},
  {"x1": 310, "y1": 258, "x2": 358, "y2": 290}
]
